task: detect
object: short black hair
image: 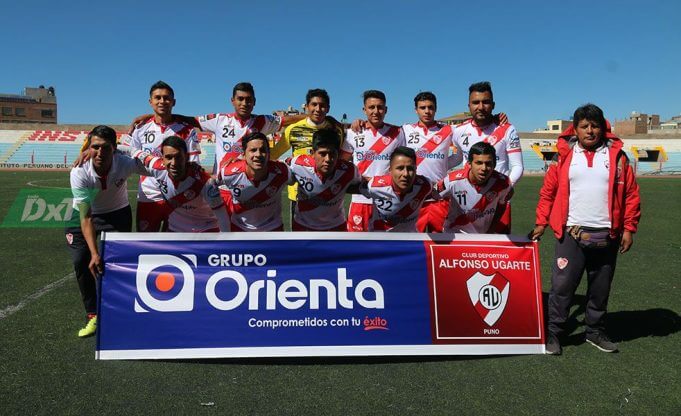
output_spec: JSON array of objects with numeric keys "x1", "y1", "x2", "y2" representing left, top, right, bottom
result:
[
  {"x1": 150, "y1": 80, "x2": 174, "y2": 97},
  {"x1": 306, "y1": 88, "x2": 330, "y2": 105},
  {"x1": 363, "y1": 90, "x2": 386, "y2": 104},
  {"x1": 242, "y1": 132, "x2": 269, "y2": 152},
  {"x1": 161, "y1": 136, "x2": 187, "y2": 154},
  {"x1": 88, "y1": 125, "x2": 117, "y2": 147},
  {"x1": 468, "y1": 141, "x2": 497, "y2": 163},
  {"x1": 469, "y1": 81, "x2": 493, "y2": 100},
  {"x1": 573, "y1": 103, "x2": 607, "y2": 131},
  {"x1": 414, "y1": 91, "x2": 437, "y2": 108},
  {"x1": 390, "y1": 146, "x2": 416, "y2": 164},
  {"x1": 312, "y1": 129, "x2": 340, "y2": 151},
  {"x1": 233, "y1": 82, "x2": 255, "y2": 98}
]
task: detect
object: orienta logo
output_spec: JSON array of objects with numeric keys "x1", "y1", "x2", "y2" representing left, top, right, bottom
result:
[{"x1": 134, "y1": 254, "x2": 385, "y2": 312}]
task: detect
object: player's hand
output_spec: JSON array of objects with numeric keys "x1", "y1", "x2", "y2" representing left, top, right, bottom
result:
[
  {"x1": 620, "y1": 230, "x2": 634, "y2": 253},
  {"x1": 72, "y1": 151, "x2": 91, "y2": 167},
  {"x1": 129, "y1": 114, "x2": 152, "y2": 133},
  {"x1": 350, "y1": 119, "x2": 366, "y2": 133},
  {"x1": 528, "y1": 225, "x2": 546, "y2": 241},
  {"x1": 89, "y1": 253, "x2": 103, "y2": 278}
]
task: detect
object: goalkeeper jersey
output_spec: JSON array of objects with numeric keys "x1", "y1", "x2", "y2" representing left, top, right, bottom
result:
[{"x1": 270, "y1": 117, "x2": 344, "y2": 201}]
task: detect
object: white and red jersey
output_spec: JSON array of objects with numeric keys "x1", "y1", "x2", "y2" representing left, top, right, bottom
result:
[
  {"x1": 217, "y1": 160, "x2": 292, "y2": 231},
  {"x1": 136, "y1": 157, "x2": 226, "y2": 232},
  {"x1": 359, "y1": 174, "x2": 432, "y2": 232},
  {"x1": 402, "y1": 122, "x2": 457, "y2": 184},
  {"x1": 70, "y1": 153, "x2": 149, "y2": 215},
  {"x1": 452, "y1": 120, "x2": 523, "y2": 184},
  {"x1": 342, "y1": 124, "x2": 406, "y2": 204},
  {"x1": 124, "y1": 117, "x2": 201, "y2": 203},
  {"x1": 198, "y1": 113, "x2": 282, "y2": 173},
  {"x1": 289, "y1": 155, "x2": 360, "y2": 230},
  {"x1": 437, "y1": 167, "x2": 513, "y2": 234}
]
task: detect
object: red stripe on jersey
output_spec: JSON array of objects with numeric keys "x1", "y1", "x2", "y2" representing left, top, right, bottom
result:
[
  {"x1": 230, "y1": 162, "x2": 289, "y2": 214},
  {"x1": 162, "y1": 167, "x2": 210, "y2": 210},
  {"x1": 484, "y1": 124, "x2": 511, "y2": 146},
  {"x1": 452, "y1": 173, "x2": 508, "y2": 226},
  {"x1": 507, "y1": 148, "x2": 521, "y2": 154},
  {"x1": 174, "y1": 124, "x2": 194, "y2": 140},
  {"x1": 356, "y1": 125, "x2": 401, "y2": 175},
  {"x1": 296, "y1": 161, "x2": 357, "y2": 212},
  {"x1": 416, "y1": 124, "x2": 452, "y2": 166},
  {"x1": 370, "y1": 174, "x2": 392, "y2": 188},
  {"x1": 393, "y1": 178, "x2": 432, "y2": 219},
  {"x1": 294, "y1": 154, "x2": 315, "y2": 168}
]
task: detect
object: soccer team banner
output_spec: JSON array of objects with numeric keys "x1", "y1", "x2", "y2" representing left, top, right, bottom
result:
[{"x1": 96, "y1": 233, "x2": 545, "y2": 360}]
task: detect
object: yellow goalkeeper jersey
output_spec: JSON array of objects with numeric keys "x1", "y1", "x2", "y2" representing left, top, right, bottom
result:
[{"x1": 271, "y1": 117, "x2": 344, "y2": 201}]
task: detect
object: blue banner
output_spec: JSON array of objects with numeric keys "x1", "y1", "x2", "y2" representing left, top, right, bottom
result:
[{"x1": 97, "y1": 233, "x2": 544, "y2": 359}]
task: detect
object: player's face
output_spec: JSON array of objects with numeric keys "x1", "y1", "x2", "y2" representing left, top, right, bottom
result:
[
  {"x1": 575, "y1": 119, "x2": 603, "y2": 150},
  {"x1": 149, "y1": 88, "x2": 175, "y2": 118},
  {"x1": 162, "y1": 145, "x2": 187, "y2": 180},
  {"x1": 469, "y1": 153, "x2": 496, "y2": 185},
  {"x1": 231, "y1": 90, "x2": 255, "y2": 119},
  {"x1": 468, "y1": 91, "x2": 495, "y2": 126},
  {"x1": 363, "y1": 98, "x2": 387, "y2": 127},
  {"x1": 89, "y1": 136, "x2": 115, "y2": 172},
  {"x1": 244, "y1": 139, "x2": 269, "y2": 170},
  {"x1": 306, "y1": 96, "x2": 329, "y2": 124},
  {"x1": 415, "y1": 100, "x2": 436, "y2": 125},
  {"x1": 313, "y1": 146, "x2": 339, "y2": 177},
  {"x1": 390, "y1": 155, "x2": 416, "y2": 193}
]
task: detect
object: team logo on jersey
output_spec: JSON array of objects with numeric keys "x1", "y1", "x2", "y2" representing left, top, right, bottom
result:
[
  {"x1": 409, "y1": 199, "x2": 420, "y2": 210},
  {"x1": 199, "y1": 114, "x2": 217, "y2": 122},
  {"x1": 557, "y1": 257, "x2": 569, "y2": 270},
  {"x1": 381, "y1": 136, "x2": 392, "y2": 145},
  {"x1": 331, "y1": 184, "x2": 342, "y2": 194},
  {"x1": 183, "y1": 190, "x2": 196, "y2": 200},
  {"x1": 352, "y1": 215, "x2": 363, "y2": 225},
  {"x1": 376, "y1": 177, "x2": 387, "y2": 186},
  {"x1": 114, "y1": 178, "x2": 126, "y2": 188},
  {"x1": 485, "y1": 190, "x2": 498, "y2": 200},
  {"x1": 65, "y1": 233, "x2": 73, "y2": 245},
  {"x1": 466, "y1": 272, "x2": 510, "y2": 327},
  {"x1": 265, "y1": 186, "x2": 277, "y2": 197},
  {"x1": 433, "y1": 134, "x2": 443, "y2": 145}
]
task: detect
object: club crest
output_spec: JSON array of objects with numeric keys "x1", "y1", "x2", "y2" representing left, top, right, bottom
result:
[
  {"x1": 557, "y1": 257, "x2": 568, "y2": 270},
  {"x1": 466, "y1": 272, "x2": 510, "y2": 326}
]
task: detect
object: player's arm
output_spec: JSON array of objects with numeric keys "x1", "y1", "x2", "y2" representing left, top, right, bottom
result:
[
  {"x1": 278, "y1": 112, "x2": 306, "y2": 129},
  {"x1": 77, "y1": 202, "x2": 102, "y2": 278},
  {"x1": 270, "y1": 126, "x2": 292, "y2": 160},
  {"x1": 506, "y1": 127, "x2": 524, "y2": 185},
  {"x1": 202, "y1": 178, "x2": 231, "y2": 232}
]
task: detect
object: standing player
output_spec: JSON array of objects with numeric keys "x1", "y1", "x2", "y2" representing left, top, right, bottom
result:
[
  {"x1": 359, "y1": 147, "x2": 432, "y2": 232},
  {"x1": 120, "y1": 136, "x2": 230, "y2": 233},
  {"x1": 343, "y1": 90, "x2": 406, "y2": 231},
  {"x1": 436, "y1": 142, "x2": 513, "y2": 233},
  {"x1": 402, "y1": 92, "x2": 459, "y2": 232},
  {"x1": 289, "y1": 129, "x2": 360, "y2": 231},
  {"x1": 217, "y1": 132, "x2": 293, "y2": 231},
  {"x1": 125, "y1": 81, "x2": 201, "y2": 232},
  {"x1": 452, "y1": 82, "x2": 522, "y2": 233},
  {"x1": 66, "y1": 126, "x2": 156, "y2": 338},
  {"x1": 270, "y1": 89, "x2": 344, "y2": 221}
]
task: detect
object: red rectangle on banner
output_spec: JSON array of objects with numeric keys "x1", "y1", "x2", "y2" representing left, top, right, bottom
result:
[{"x1": 425, "y1": 241, "x2": 545, "y2": 344}]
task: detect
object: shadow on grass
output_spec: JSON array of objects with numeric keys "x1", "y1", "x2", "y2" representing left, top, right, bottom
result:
[{"x1": 541, "y1": 292, "x2": 681, "y2": 345}]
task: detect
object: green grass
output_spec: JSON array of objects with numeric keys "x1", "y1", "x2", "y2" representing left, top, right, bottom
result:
[{"x1": 0, "y1": 171, "x2": 679, "y2": 415}]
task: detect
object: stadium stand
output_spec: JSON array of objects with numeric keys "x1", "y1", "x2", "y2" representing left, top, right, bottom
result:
[
  {"x1": 27, "y1": 130, "x2": 88, "y2": 142},
  {"x1": 7, "y1": 142, "x2": 81, "y2": 164}
]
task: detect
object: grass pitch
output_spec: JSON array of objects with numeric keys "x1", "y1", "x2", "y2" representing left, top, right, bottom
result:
[{"x1": 0, "y1": 171, "x2": 679, "y2": 415}]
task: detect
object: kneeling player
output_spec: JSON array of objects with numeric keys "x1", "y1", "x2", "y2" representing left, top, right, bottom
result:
[
  {"x1": 359, "y1": 146, "x2": 432, "y2": 232},
  {"x1": 217, "y1": 132, "x2": 292, "y2": 231},
  {"x1": 436, "y1": 142, "x2": 513, "y2": 233},
  {"x1": 122, "y1": 136, "x2": 230, "y2": 232},
  {"x1": 289, "y1": 129, "x2": 360, "y2": 231}
]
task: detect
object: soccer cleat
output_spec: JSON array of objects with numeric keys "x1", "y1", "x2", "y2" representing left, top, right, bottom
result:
[
  {"x1": 78, "y1": 315, "x2": 97, "y2": 338},
  {"x1": 586, "y1": 332, "x2": 618, "y2": 353},
  {"x1": 545, "y1": 333, "x2": 562, "y2": 355}
]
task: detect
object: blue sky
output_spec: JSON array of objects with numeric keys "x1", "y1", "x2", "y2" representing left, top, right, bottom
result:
[{"x1": 2, "y1": 0, "x2": 679, "y2": 131}]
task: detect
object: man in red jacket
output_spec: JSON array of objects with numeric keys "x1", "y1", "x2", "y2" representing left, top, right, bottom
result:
[{"x1": 529, "y1": 104, "x2": 641, "y2": 355}]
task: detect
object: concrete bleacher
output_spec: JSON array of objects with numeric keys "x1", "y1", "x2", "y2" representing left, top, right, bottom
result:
[{"x1": 7, "y1": 142, "x2": 81, "y2": 164}]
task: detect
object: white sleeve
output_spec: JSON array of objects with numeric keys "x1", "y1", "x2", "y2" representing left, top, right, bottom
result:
[
  {"x1": 187, "y1": 129, "x2": 201, "y2": 163},
  {"x1": 202, "y1": 178, "x2": 231, "y2": 231},
  {"x1": 128, "y1": 128, "x2": 142, "y2": 151},
  {"x1": 341, "y1": 131, "x2": 355, "y2": 154},
  {"x1": 70, "y1": 168, "x2": 91, "y2": 208},
  {"x1": 505, "y1": 126, "x2": 523, "y2": 185},
  {"x1": 395, "y1": 127, "x2": 407, "y2": 146},
  {"x1": 198, "y1": 114, "x2": 219, "y2": 134}
]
